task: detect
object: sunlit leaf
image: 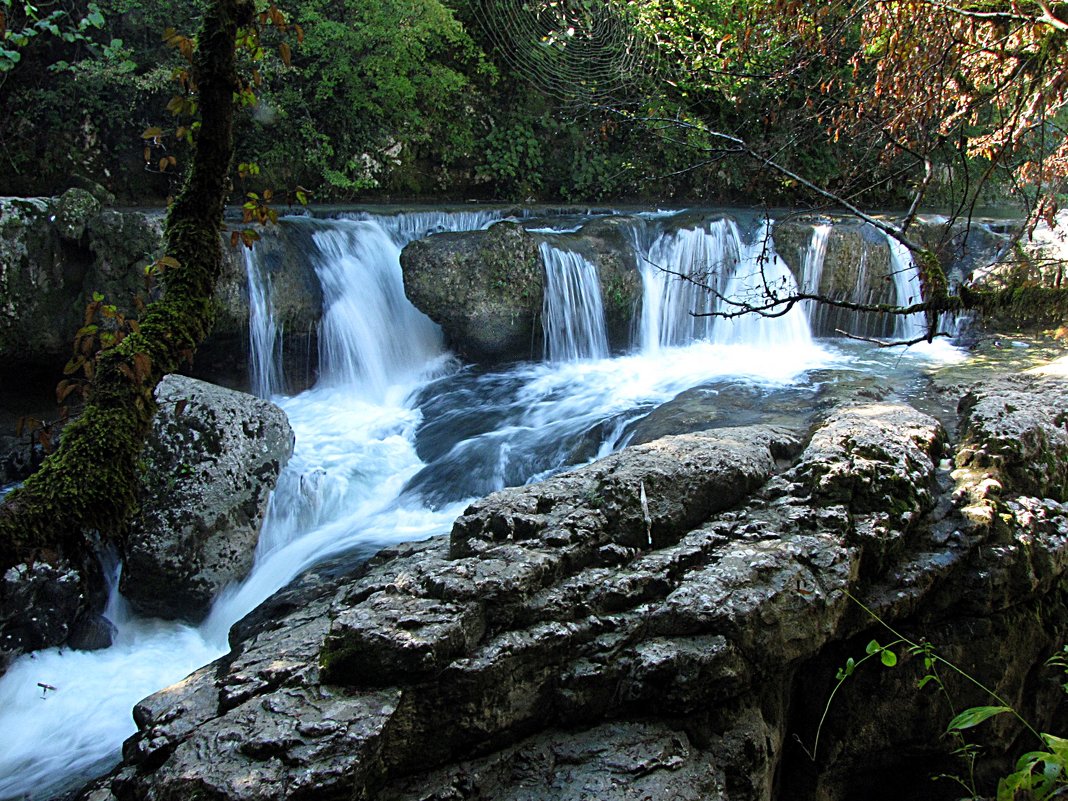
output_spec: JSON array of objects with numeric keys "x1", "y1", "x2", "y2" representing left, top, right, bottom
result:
[{"x1": 947, "y1": 705, "x2": 1012, "y2": 732}]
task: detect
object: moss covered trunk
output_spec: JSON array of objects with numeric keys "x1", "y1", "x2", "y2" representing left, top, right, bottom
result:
[{"x1": 0, "y1": 0, "x2": 252, "y2": 569}]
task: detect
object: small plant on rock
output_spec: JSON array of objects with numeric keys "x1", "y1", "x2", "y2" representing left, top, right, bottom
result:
[{"x1": 803, "y1": 594, "x2": 1066, "y2": 801}]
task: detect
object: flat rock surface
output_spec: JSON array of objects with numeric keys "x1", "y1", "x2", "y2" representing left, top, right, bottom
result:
[{"x1": 78, "y1": 372, "x2": 1068, "y2": 801}]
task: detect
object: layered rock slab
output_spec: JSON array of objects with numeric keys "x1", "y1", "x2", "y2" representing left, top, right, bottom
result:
[{"x1": 78, "y1": 377, "x2": 1068, "y2": 801}]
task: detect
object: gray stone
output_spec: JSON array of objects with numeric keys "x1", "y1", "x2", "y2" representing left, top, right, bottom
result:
[
  {"x1": 379, "y1": 721, "x2": 728, "y2": 801},
  {"x1": 53, "y1": 188, "x2": 101, "y2": 242},
  {"x1": 0, "y1": 558, "x2": 89, "y2": 669},
  {"x1": 954, "y1": 372, "x2": 1068, "y2": 502},
  {"x1": 77, "y1": 373, "x2": 1068, "y2": 801},
  {"x1": 401, "y1": 221, "x2": 544, "y2": 361},
  {"x1": 119, "y1": 375, "x2": 294, "y2": 622}
]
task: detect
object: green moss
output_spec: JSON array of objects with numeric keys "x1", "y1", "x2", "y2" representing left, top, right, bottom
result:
[
  {"x1": 963, "y1": 285, "x2": 1068, "y2": 331},
  {"x1": 0, "y1": 0, "x2": 245, "y2": 571}
]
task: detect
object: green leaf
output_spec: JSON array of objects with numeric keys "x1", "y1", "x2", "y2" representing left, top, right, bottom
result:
[
  {"x1": 866, "y1": 640, "x2": 881, "y2": 655},
  {"x1": 880, "y1": 650, "x2": 897, "y2": 667},
  {"x1": 916, "y1": 675, "x2": 937, "y2": 690},
  {"x1": 92, "y1": 291, "x2": 104, "y2": 302},
  {"x1": 947, "y1": 705, "x2": 1012, "y2": 732}
]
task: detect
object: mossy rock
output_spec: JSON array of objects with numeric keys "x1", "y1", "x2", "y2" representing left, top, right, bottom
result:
[{"x1": 401, "y1": 221, "x2": 544, "y2": 362}]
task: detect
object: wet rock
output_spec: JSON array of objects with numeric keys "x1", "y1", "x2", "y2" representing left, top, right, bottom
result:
[
  {"x1": 955, "y1": 371, "x2": 1068, "y2": 502},
  {"x1": 0, "y1": 557, "x2": 99, "y2": 672},
  {"x1": 401, "y1": 221, "x2": 544, "y2": 361},
  {"x1": 628, "y1": 382, "x2": 820, "y2": 445},
  {"x1": 119, "y1": 375, "x2": 294, "y2": 622},
  {"x1": 77, "y1": 376, "x2": 1068, "y2": 801}
]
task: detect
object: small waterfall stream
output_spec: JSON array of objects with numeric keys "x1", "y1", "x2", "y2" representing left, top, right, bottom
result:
[
  {"x1": 539, "y1": 242, "x2": 610, "y2": 362},
  {"x1": 800, "y1": 224, "x2": 832, "y2": 325},
  {"x1": 0, "y1": 208, "x2": 956, "y2": 801},
  {"x1": 245, "y1": 246, "x2": 285, "y2": 398},
  {"x1": 637, "y1": 221, "x2": 738, "y2": 349},
  {"x1": 886, "y1": 234, "x2": 929, "y2": 341},
  {"x1": 709, "y1": 222, "x2": 813, "y2": 348}
]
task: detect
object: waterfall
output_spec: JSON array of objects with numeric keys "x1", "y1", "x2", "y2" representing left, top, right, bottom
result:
[
  {"x1": 245, "y1": 246, "x2": 285, "y2": 398},
  {"x1": 0, "y1": 209, "x2": 851, "y2": 801},
  {"x1": 242, "y1": 210, "x2": 506, "y2": 398},
  {"x1": 635, "y1": 218, "x2": 812, "y2": 351},
  {"x1": 709, "y1": 223, "x2": 813, "y2": 348},
  {"x1": 886, "y1": 235, "x2": 928, "y2": 341},
  {"x1": 638, "y1": 220, "x2": 739, "y2": 350},
  {"x1": 800, "y1": 224, "x2": 832, "y2": 325},
  {"x1": 539, "y1": 242, "x2": 610, "y2": 362},
  {"x1": 311, "y1": 220, "x2": 445, "y2": 397}
]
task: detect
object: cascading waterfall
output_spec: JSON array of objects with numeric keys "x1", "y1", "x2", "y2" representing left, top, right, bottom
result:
[
  {"x1": 245, "y1": 246, "x2": 285, "y2": 398},
  {"x1": 638, "y1": 221, "x2": 739, "y2": 350},
  {"x1": 709, "y1": 222, "x2": 813, "y2": 347},
  {"x1": 0, "y1": 209, "x2": 863, "y2": 801},
  {"x1": 635, "y1": 218, "x2": 813, "y2": 351},
  {"x1": 311, "y1": 220, "x2": 446, "y2": 398},
  {"x1": 539, "y1": 242, "x2": 610, "y2": 362},
  {"x1": 886, "y1": 234, "x2": 929, "y2": 341},
  {"x1": 243, "y1": 211, "x2": 504, "y2": 400},
  {"x1": 799, "y1": 224, "x2": 832, "y2": 325}
]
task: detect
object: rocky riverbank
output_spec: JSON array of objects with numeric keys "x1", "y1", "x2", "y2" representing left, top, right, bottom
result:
[
  {"x1": 72, "y1": 358, "x2": 1068, "y2": 801},
  {"x1": 0, "y1": 376, "x2": 293, "y2": 672}
]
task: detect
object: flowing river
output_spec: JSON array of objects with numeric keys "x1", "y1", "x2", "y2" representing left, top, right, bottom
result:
[{"x1": 0, "y1": 208, "x2": 968, "y2": 800}]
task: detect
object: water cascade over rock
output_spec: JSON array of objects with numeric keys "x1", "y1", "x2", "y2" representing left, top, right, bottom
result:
[
  {"x1": 636, "y1": 219, "x2": 740, "y2": 350},
  {"x1": 0, "y1": 206, "x2": 1048, "y2": 801},
  {"x1": 539, "y1": 242, "x2": 610, "y2": 361}
]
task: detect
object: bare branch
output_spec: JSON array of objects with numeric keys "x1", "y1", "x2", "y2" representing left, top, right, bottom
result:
[{"x1": 834, "y1": 329, "x2": 954, "y2": 347}]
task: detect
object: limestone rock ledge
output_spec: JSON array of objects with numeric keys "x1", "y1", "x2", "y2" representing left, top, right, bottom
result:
[{"x1": 80, "y1": 375, "x2": 1067, "y2": 801}]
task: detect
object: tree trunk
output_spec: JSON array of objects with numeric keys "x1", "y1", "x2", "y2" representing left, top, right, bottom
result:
[{"x1": 0, "y1": 0, "x2": 252, "y2": 660}]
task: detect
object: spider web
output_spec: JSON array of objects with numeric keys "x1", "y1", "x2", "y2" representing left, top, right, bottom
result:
[{"x1": 465, "y1": 0, "x2": 662, "y2": 106}]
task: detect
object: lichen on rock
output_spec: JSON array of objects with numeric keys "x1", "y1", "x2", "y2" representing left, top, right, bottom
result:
[{"x1": 120, "y1": 374, "x2": 294, "y2": 622}]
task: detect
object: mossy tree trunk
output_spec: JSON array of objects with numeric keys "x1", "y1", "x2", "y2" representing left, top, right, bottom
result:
[{"x1": 0, "y1": 0, "x2": 252, "y2": 570}]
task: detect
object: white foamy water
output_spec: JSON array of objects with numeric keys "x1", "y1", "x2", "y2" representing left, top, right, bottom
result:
[
  {"x1": 0, "y1": 209, "x2": 913, "y2": 801},
  {"x1": 540, "y1": 242, "x2": 610, "y2": 362}
]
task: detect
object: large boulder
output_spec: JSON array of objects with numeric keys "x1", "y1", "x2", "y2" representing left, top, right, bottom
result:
[
  {"x1": 119, "y1": 375, "x2": 294, "y2": 622},
  {"x1": 0, "y1": 195, "x2": 91, "y2": 362},
  {"x1": 401, "y1": 221, "x2": 544, "y2": 361},
  {"x1": 78, "y1": 370, "x2": 1068, "y2": 801},
  {"x1": 400, "y1": 218, "x2": 644, "y2": 362},
  {"x1": 0, "y1": 193, "x2": 165, "y2": 370}
]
